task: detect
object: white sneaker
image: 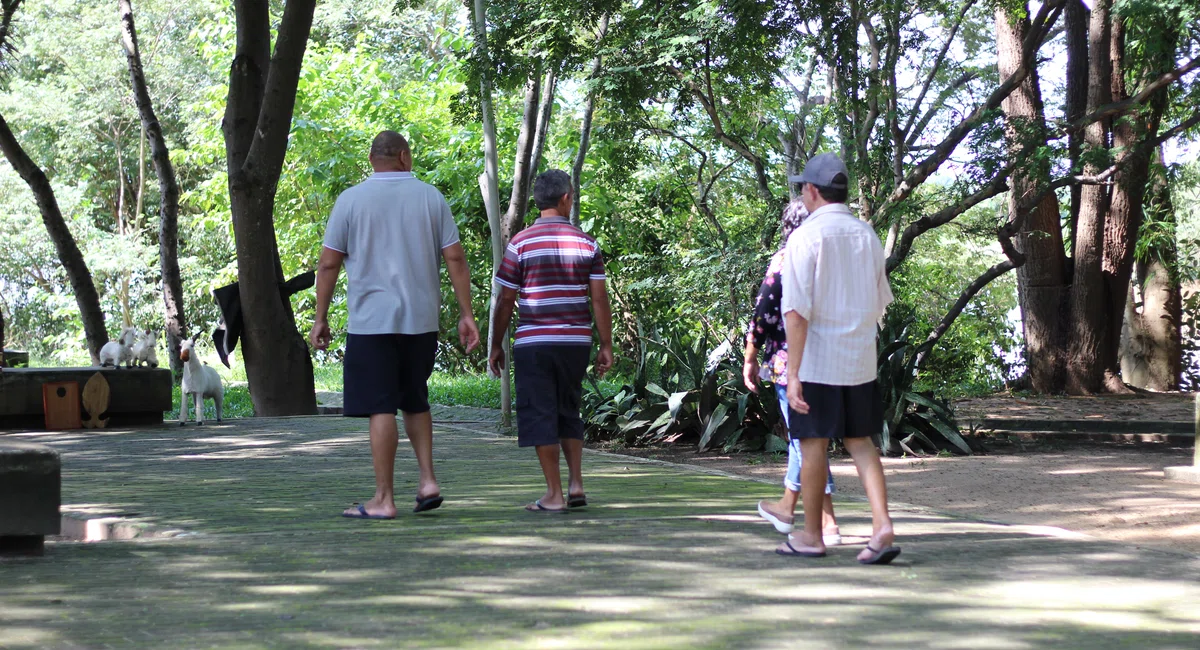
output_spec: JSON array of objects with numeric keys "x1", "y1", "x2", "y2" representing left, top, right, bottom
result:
[
  {"x1": 757, "y1": 501, "x2": 795, "y2": 534},
  {"x1": 823, "y1": 533, "x2": 842, "y2": 547}
]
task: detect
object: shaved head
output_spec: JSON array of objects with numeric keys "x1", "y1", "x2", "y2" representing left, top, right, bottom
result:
[{"x1": 369, "y1": 131, "x2": 413, "y2": 172}]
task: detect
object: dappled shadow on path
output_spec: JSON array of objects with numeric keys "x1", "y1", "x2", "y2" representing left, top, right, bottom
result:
[{"x1": 2, "y1": 420, "x2": 1198, "y2": 648}]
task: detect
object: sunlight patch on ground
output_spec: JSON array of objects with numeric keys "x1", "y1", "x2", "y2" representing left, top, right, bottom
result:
[{"x1": 243, "y1": 584, "x2": 328, "y2": 596}]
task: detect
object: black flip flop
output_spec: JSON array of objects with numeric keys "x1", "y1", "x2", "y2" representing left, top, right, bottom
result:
[
  {"x1": 858, "y1": 545, "x2": 902, "y2": 565},
  {"x1": 567, "y1": 495, "x2": 588, "y2": 508},
  {"x1": 775, "y1": 540, "x2": 825, "y2": 558},
  {"x1": 413, "y1": 495, "x2": 444, "y2": 513},
  {"x1": 525, "y1": 499, "x2": 567, "y2": 513},
  {"x1": 341, "y1": 503, "x2": 395, "y2": 520}
]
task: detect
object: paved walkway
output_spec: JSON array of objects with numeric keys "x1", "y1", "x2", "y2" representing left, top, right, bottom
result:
[{"x1": 2, "y1": 415, "x2": 1198, "y2": 649}]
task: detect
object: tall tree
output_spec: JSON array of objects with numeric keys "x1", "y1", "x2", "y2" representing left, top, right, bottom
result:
[
  {"x1": 473, "y1": 0, "x2": 512, "y2": 424},
  {"x1": 119, "y1": 0, "x2": 188, "y2": 376},
  {"x1": 222, "y1": 0, "x2": 318, "y2": 415},
  {"x1": 995, "y1": 3, "x2": 1068, "y2": 394},
  {"x1": 0, "y1": 0, "x2": 107, "y2": 365},
  {"x1": 570, "y1": 13, "x2": 610, "y2": 227}
]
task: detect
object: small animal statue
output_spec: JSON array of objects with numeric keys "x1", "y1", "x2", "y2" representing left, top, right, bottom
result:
[
  {"x1": 98, "y1": 327, "x2": 138, "y2": 368},
  {"x1": 179, "y1": 333, "x2": 224, "y2": 425},
  {"x1": 132, "y1": 329, "x2": 159, "y2": 368}
]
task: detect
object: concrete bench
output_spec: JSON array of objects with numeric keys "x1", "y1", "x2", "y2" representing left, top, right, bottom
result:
[
  {"x1": 0, "y1": 367, "x2": 172, "y2": 430},
  {"x1": 0, "y1": 441, "x2": 60, "y2": 556}
]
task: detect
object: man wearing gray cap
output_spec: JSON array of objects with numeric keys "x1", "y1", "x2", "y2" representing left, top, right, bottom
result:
[{"x1": 777, "y1": 152, "x2": 900, "y2": 564}]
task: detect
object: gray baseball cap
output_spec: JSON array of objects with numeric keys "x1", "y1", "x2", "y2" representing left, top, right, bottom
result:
[{"x1": 788, "y1": 153, "x2": 850, "y2": 189}]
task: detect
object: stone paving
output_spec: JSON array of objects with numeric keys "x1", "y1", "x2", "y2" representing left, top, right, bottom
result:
[{"x1": 1, "y1": 414, "x2": 1198, "y2": 649}]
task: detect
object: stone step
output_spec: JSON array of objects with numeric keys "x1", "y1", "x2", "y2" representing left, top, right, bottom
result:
[
  {"x1": 975, "y1": 417, "x2": 1194, "y2": 435},
  {"x1": 969, "y1": 429, "x2": 1194, "y2": 446}
]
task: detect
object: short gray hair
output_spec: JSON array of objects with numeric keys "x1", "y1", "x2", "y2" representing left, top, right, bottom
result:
[
  {"x1": 533, "y1": 169, "x2": 572, "y2": 210},
  {"x1": 370, "y1": 130, "x2": 410, "y2": 159}
]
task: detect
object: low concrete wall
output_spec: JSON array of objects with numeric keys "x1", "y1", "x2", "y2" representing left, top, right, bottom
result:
[{"x1": 0, "y1": 367, "x2": 172, "y2": 429}]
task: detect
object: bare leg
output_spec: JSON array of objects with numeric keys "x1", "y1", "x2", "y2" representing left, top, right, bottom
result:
[
  {"x1": 843, "y1": 436, "x2": 895, "y2": 560},
  {"x1": 822, "y1": 493, "x2": 839, "y2": 534},
  {"x1": 779, "y1": 438, "x2": 831, "y2": 553},
  {"x1": 402, "y1": 410, "x2": 439, "y2": 500},
  {"x1": 531, "y1": 443, "x2": 565, "y2": 509},
  {"x1": 561, "y1": 438, "x2": 584, "y2": 498},
  {"x1": 343, "y1": 414, "x2": 399, "y2": 518}
]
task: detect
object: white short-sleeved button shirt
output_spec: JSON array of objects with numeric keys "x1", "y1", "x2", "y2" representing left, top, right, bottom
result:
[
  {"x1": 780, "y1": 202, "x2": 893, "y2": 386},
  {"x1": 323, "y1": 172, "x2": 460, "y2": 335}
]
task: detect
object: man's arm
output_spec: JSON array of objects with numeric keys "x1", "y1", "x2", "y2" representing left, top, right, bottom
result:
[
  {"x1": 441, "y1": 242, "x2": 481, "y2": 352},
  {"x1": 784, "y1": 311, "x2": 810, "y2": 414},
  {"x1": 310, "y1": 246, "x2": 345, "y2": 350},
  {"x1": 488, "y1": 286, "x2": 518, "y2": 375},
  {"x1": 590, "y1": 279, "x2": 614, "y2": 377}
]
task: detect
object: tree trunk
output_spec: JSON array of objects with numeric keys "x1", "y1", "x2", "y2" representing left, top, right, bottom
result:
[
  {"x1": 1101, "y1": 22, "x2": 1173, "y2": 391},
  {"x1": 505, "y1": 68, "x2": 541, "y2": 242},
  {"x1": 473, "y1": 0, "x2": 511, "y2": 424},
  {"x1": 526, "y1": 65, "x2": 557, "y2": 198},
  {"x1": 995, "y1": 4, "x2": 1069, "y2": 394},
  {"x1": 1064, "y1": 0, "x2": 1088, "y2": 254},
  {"x1": 222, "y1": 0, "x2": 318, "y2": 416},
  {"x1": 570, "y1": 14, "x2": 610, "y2": 227},
  {"x1": 120, "y1": 0, "x2": 188, "y2": 376},
  {"x1": 0, "y1": 115, "x2": 108, "y2": 364},
  {"x1": 1066, "y1": 0, "x2": 1114, "y2": 395}
]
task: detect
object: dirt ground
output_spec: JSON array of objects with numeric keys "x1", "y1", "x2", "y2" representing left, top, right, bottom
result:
[{"x1": 602, "y1": 394, "x2": 1200, "y2": 557}]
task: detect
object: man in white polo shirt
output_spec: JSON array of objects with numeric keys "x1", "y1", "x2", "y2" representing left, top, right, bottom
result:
[
  {"x1": 311, "y1": 131, "x2": 480, "y2": 520},
  {"x1": 778, "y1": 153, "x2": 900, "y2": 564}
]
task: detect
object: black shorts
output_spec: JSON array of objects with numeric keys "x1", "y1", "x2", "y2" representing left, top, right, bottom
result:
[
  {"x1": 343, "y1": 332, "x2": 438, "y2": 417},
  {"x1": 514, "y1": 345, "x2": 590, "y2": 448},
  {"x1": 788, "y1": 381, "x2": 883, "y2": 440}
]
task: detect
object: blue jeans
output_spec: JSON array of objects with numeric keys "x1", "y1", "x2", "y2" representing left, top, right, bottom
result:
[{"x1": 776, "y1": 384, "x2": 835, "y2": 495}]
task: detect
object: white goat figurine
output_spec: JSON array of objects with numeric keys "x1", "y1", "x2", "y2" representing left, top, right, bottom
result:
[
  {"x1": 99, "y1": 327, "x2": 138, "y2": 368},
  {"x1": 132, "y1": 329, "x2": 159, "y2": 368},
  {"x1": 179, "y1": 334, "x2": 224, "y2": 425}
]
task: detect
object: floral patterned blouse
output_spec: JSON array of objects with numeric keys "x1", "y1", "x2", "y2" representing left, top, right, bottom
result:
[{"x1": 747, "y1": 249, "x2": 790, "y2": 385}]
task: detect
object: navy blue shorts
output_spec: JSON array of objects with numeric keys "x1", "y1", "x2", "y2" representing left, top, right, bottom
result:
[
  {"x1": 788, "y1": 381, "x2": 882, "y2": 440},
  {"x1": 343, "y1": 332, "x2": 438, "y2": 416},
  {"x1": 514, "y1": 345, "x2": 590, "y2": 447}
]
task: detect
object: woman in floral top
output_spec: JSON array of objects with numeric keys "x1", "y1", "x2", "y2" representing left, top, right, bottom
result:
[{"x1": 743, "y1": 199, "x2": 840, "y2": 545}]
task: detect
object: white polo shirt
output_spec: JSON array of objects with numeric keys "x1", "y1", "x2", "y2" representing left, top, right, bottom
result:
[
  {"x1": 323, "y1": 172, "x2": 460, "y2": 335},
  {"x1": 780, "y1": 202, "x2": 893, "y2": 386}
]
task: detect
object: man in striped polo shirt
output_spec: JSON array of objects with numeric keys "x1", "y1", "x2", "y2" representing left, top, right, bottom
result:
[{"x1": 490, "y1": 169, "x2": 614, "y2": 512}]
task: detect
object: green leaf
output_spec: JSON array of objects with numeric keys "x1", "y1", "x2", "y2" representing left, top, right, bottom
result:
[{"x1": 698, "y1": 403, "x2": 729, "y2": 451}]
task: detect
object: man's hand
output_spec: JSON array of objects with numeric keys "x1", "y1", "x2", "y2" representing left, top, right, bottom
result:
[
  {"x1": 309, "y1": 319, "x2": 332, "y2": 351},
  {"x1": 459, "y1": 316, "x2": 481, "y2": 353},
  {"x1": 786, "y1": 380, "x2": 809, "y2": 415},
  {"x1": 742, "y1": 358, "x2": 760, "y2": 393},
  {"x1": 489, "y1": 345, "x2": 506, "y2": 377},
  {"x1": 594, "y1": 343, "x2": 614, "y2": 378}
]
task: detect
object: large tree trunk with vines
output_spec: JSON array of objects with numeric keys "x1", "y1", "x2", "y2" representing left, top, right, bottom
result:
[
  {"x1": 222, "y1": 0, "x2": 318, "y2": 415},
  {"x1": 0, "y1": 116, "x2": 107, "y2": 364},
  {"x1": 120, "y1": 0, "x2": 188, "y2": 376},
  {"x1": 995, "y1": 4, "x2": 1069, "y2": 394}
]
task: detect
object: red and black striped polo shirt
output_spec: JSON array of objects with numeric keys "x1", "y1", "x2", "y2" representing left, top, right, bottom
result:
[{"x1": 494, "y1": 216, "x2": 606, "y2": 347}]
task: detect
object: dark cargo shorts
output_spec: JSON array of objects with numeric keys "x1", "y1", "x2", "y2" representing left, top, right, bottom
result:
[
  {"x1": 514, "y1": 344, "x2": 590, "y2": 448},
  {"x1": 787, "y1": 380, "x2": 883, "y2": 440},
  {"x1": 343, "y1": 332, "x2": 438, "y2": 416}
]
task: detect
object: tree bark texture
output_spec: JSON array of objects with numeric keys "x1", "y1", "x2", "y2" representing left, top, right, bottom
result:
[
  {"x1": 222, "y1": 0, "x2": 318, "y2": 416},
  {"x1": 995, "y1": 4, "x2": 1069, "y2": 394},
  {"x1": 504, "y1": 68, "x2": 541, "y2": 244},
  {"x1": 120, "y1": 0, "x2": 188, "y2": 377},
  {"x1": 1063, "y1": 0, "x2": 1089, "y2": 253},
  {"x1": 0, "y1": 115, "x2": 108, "y2": 364},
  {"x1": 1066, "y1": 0, "x2": 1114, "y2": 395},
  {"x1": 570, "y1": 14, "x2": 610, "y2": 227}
]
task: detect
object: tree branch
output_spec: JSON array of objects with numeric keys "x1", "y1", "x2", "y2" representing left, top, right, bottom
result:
[
  {"x1": 1069, "y1": 54, "x2": 1200, "y2": 130},
  {"x1": 877, "y1": 0, "x2": 1065, "y2": 222},
  {"x1": 902, "y1": 0, "x2": 978, "y2": 140}
]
